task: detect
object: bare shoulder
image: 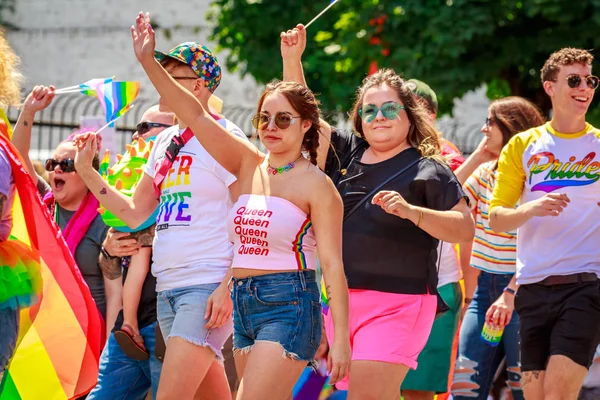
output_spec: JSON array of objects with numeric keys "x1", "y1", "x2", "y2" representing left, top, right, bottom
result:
[{"x1": 303, "y1": 163, "x2": 341, "y2": 205}]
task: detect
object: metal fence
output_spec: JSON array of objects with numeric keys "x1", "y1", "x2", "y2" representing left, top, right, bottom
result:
[{"x1": 6, "y1": 90, "x2": 483, "y2": 161}]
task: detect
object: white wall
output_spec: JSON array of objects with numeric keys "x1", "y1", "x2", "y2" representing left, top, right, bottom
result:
[{"x1": 5, "y1": 0, "x2": 261, "y2": 107}]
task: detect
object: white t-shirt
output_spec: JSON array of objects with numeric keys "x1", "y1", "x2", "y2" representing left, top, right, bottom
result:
[
  {"x1": 144, "y1": 121, "x2": 247, "y2": 291},
  {"x1": 492, "y1": 123, "x2": 600, "y2": 284},
  {"x1": 437, "y1": 241, "x2": 462, "y2": 287}
]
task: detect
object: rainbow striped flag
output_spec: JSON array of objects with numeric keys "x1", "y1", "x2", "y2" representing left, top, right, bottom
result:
[
  {"x1": 88, "y1": 81, "x2": 140, "y2": 127},
  {"x1": 0, "y1": 110, "x2": 103, "y2": 399}
]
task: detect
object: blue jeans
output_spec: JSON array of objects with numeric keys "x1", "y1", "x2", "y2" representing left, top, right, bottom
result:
[
  {"x1": 87, "y1": 321, "x2": 162, "y2": 400},
  {"x1": 0, "y1": 307, "x2": 19, "y2": 387},
  {"x1": 452, "y1": 272, "x2": 523, "y2": 400},
  {"x1": 157, "y1": 283, "x2": 233, "y2": 361},
  {"x1": 231, "y1": 270, "x2": 321, "y2": 364}
]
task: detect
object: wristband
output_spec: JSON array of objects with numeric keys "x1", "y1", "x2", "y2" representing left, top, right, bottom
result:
[
  {"x1": 464, "y1": 297, "x2": 473, "y2": 304},
  {"x1": 503, "y1": 287, "x2": 516, "y2": 295},
  {"x1": 100, "y1": 246, "x2": 116, "y2": 260}
]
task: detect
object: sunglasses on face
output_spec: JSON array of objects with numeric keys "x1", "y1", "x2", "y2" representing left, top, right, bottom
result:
[
  {"x1": 136, "y1": 122, "x2": 173, "y2": 136},
  {"x1": 358, "y1": 101, "x2": 406, "y2": 123},
  {"x1": 45, "y1": 158, "x2": 76, "y2": 173},
  {"x1": 252, "y1": 112, "x2": 301, "y2": 130},
  {"x1": 485, "y1": 117, "x2": 494, "y2": 127},
  {"x1": 564, "y1": 74, "x2": 599, "y2": 90}
]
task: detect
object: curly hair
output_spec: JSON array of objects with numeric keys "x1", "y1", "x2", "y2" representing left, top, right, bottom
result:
[
  {"x1": 0, "y1": 29, "x2": 23, "y2": 108},
  {"x1": 541, "y1": 48, "x2": 594, "y2": 83},
  {"x1": 351, "y1": 69, "x2": 442, "y2": 159},
  {"x1": 255, "y1": 80, "x2": 321, "y2": 166}
]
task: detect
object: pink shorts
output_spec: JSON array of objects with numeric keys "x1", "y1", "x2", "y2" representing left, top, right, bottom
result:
[{"x1": 325, "y1": 289, "x2": 437, "y2": 390}]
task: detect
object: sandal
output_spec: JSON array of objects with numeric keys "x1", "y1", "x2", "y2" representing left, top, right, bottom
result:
[{"x1": 114, "y1": 324, "x2": 149, "y2": 360}]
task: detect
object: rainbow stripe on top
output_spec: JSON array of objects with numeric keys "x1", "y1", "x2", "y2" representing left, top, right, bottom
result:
[{"x1": 293, "y1": 218, "x2": 313, "y2": 270}]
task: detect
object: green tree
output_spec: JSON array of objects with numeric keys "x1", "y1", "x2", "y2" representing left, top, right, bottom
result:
[{"x1": 208, "y1": 0, "x2": 600, "y2": 123}]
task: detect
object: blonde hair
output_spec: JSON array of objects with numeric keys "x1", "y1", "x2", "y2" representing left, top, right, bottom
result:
[
  {"x1": 0, "y1": 29, "x2": 23, "y2": 107},
  {"x1": 351, "y1": 69, "x2": 442, "y2": 160}
]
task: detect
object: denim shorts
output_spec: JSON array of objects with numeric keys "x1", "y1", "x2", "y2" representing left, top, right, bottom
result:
[
  {"x1": 231, "y1": 270, "x2": 322, "y2": 364},
  {"x1": 157, "y1": 283, "x2": 233, "y2": 361}
]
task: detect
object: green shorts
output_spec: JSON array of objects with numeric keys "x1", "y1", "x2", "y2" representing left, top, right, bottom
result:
[{"x1": 401, "y1": 282, "x2": 463, "y2": 393}]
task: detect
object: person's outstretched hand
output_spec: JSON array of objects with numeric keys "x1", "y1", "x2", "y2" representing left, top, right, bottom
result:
[
  {"x1": 23, "y1": 85, "x2": 55, "y2": 115},
  {"x1": 131, "y1": 12, "x2": 156, "y2": 65}
]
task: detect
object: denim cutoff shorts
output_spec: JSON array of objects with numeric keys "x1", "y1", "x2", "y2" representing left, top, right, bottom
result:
[
  {"x1": 157, "y1": 283, "x2": 233, "y2": 361},
  {"x1": 231, "y1": 270, "x2": 322, "y2": 364}
]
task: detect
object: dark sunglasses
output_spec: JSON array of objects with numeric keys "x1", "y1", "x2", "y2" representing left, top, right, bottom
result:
[
  {"x1": 252, "y1": 112, "x2": 301, "y2": 130},
  {"x1": 564, "y1": 74, "x2": 599, "y2": 90},
  {"x1": 136, "y1": 122, "x2": 173, "y2": 135},
  {"x1": 485, "y1": 117, "x2": 494, "y2": 127},
  {"x1": 358, "y1": 101, "x2": 406, "y2": 123},
  {"x1": 45, "y1": 158, "x2": 76, "y2": 173}
]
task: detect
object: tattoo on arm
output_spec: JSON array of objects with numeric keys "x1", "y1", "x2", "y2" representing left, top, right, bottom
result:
[
  {"x1": 326, "y1": 284, "x2": 332, "y2": 303},
  {"x1": 99, "y1": 187, "x2": 107, "y2": 195},
  {"x1": 23, "y1": 120, "x2": 29, "y2": 127},
  {"x1": 98, "y1": 254, "x2": 122, "y2": 280},
  {"x1": 0, "y1": 194, "x2": 6, "y2": 217}
]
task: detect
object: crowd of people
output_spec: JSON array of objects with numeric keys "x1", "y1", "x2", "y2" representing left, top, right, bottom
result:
[{"x1": 0, "y1": 10, "x2": 599, "y2": 400}]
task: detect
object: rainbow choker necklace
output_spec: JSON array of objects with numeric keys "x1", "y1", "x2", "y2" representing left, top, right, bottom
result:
[{"x1": 267, "y1": 155, "x2": 304, "y2": 175}]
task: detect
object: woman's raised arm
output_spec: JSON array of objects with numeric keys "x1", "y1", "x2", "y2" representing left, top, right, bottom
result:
[{"x1": 131, "y1": 12, "x2": 261, "y2": 177}]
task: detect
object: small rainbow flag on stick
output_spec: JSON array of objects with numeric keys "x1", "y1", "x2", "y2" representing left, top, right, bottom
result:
[{"x1": 92, "y1": 81, "x2": 140, "y2": 127}]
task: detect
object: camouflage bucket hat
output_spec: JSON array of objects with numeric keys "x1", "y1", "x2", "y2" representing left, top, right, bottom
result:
[{"x1": 154, "y1": 42, "x2": 222, "y2": 93}]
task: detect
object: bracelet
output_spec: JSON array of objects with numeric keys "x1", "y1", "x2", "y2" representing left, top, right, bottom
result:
[
  {"x1": 416, "y1": 209, "x2": 423, "y2": 228},
  {"x1": 503, "y1": 287, "x2": 516, "y2": 295},
  {"x1": 100, "y1": 246, "x2": 116, "y2": 260},
  {"x1": 464, "y1": 297, "x2": 473, "y2": 304}
]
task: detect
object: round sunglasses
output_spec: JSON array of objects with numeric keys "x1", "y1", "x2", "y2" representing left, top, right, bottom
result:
[
  {"x1": 252, "y1": 112, "x2": 301, "y2": 130},
  {"x1": 563, "y1": 74, "x2": 599, "y2": 90},
  {"x1": 136, "y1": 121, "x2": 173, "y2": 136},
  {"x1": 45, "y1": 158, "x2": 76, "y2": 173},
  {"x1": 359, "y1": 101, "x2": 406, "y2": 123}
]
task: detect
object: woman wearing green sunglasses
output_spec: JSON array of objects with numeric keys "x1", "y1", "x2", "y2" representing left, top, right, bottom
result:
[{"x1": 281, "y1": 24, "x2": 475, "y2": 400}]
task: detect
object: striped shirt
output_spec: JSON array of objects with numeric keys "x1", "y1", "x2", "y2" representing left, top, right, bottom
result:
[{"x1": 464, "y1": 162, "x2": 517, "y2": 274}]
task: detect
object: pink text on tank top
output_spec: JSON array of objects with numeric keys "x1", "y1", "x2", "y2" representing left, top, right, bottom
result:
[{"x1": 228, "y1": 194, "x2": 317, "y2": 271}]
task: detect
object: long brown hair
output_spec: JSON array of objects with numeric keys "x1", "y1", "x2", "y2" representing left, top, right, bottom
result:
[
  {"x1": 255, "y1": 80, "x2": 321, "y2": 166},
  {"x1": 351, "y1": 69, "x2": 442, "y2": 158},
  {"x1": 489, "y1": 96, "x2": 546, "y2": 147}
]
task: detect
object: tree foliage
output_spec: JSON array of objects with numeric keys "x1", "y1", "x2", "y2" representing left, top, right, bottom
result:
[{"x1": 208, "y1": 0, "x2": 600, "y2": 123}]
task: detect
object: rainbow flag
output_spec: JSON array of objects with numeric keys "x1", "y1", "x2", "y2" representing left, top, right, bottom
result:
[
  {"x1": 0, "y1": 110, "x2": 103, "y2": 400},
  {"x1": 89, "y1": 81, "x2": 140, "y2": 127},
  {"x1": 293, "y1": 361, "x2": 335, "y2": 400}
]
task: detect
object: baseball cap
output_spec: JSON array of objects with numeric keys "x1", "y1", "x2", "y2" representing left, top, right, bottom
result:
[
  {"x1": 154, "y1": 42, "x2": 222, "y2": 93},
  {"x1": 406, "y1": 79, "x2": 438, "y2": 114}
]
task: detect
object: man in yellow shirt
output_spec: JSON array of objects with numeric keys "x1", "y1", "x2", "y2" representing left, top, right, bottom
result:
[{"x1": 489, "y1": 48, "x2": 600, "y2": 400}]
